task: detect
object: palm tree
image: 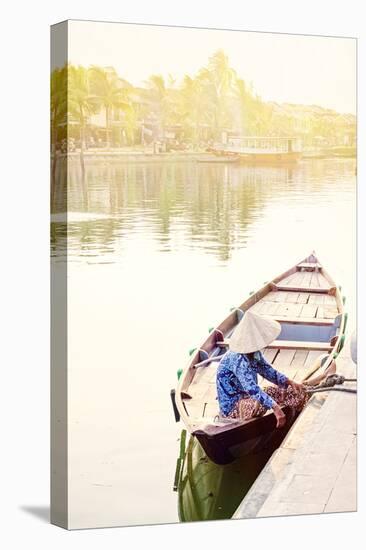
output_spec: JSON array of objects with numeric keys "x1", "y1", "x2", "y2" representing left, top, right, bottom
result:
[
  {"x1": 179, "y1": 74, "x2": 207, "y2": 144},
  {"x1": 88, "y1": 66, "x2": 131, "y2": 148},
  {"x1": 145, "y1": 74, "x2": 167, "y2": 139},
  {"x1": 253, "y1": 97, "x2": 273, "y2": 135},
  {"x1": 68, "y1": 65, "x2": 98, "y2": 149},
  {"x1": 234, "y1": 77, "x2": 251, "y2": 134},
  {"x1": 51, "y1": 66, "x2": 67, "y2": 150},
  {"x1": 198, "y1": 50, "x2": 237, "y2": 140},
  {"x1": 50, "y1": 66, "x2": 67, "y2": 199},
  {"x1": 68, "y1": 65, "x2": 99, "y2": 182}
]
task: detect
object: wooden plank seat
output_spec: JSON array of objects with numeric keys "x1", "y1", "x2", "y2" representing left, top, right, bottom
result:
[
  {"x1": 273, "y1": 315, "x2": 334, "y2": 326},
  {"x1": 296, "y1": 262, "x2": 322, "y2": 270},
  {"x1": 217, "y1": 338, "x2": 332, "y2": 351},
  {"x1": 267, "y1": 339, "x2": 332, "y2": 351},
  {"x1": 272, "y1": 283, "x2": 332, "y2": 293}
]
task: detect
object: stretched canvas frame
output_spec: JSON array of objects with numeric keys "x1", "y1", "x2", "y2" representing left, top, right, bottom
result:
[{"x1": 51, "y1": 20, "x2": 357, "y2": 530}]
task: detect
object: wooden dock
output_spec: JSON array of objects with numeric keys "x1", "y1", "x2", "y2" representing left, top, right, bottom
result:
[{"x1": 233, "y1": 339, "x2": 357, "y2": 519}]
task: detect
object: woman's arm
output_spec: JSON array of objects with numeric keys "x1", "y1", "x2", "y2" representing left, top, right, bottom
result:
[
  {"x1": 236, "y1": 366, "x2": 286, "y2": 427},
  {"x1": 236, "y1": 359, "x2": 276, "y2": 410}
]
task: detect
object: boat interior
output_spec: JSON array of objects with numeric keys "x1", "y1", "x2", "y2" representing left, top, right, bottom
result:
[{"x1": 179, "y1": 256, "x2": 343, "y2": 428}]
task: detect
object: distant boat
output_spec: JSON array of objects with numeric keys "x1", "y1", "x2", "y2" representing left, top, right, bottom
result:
[
  {"x1": 323, "y1": 146, "x2": 356, "y2": 158},
  {"x1": 302, "y1": 150, "x2": 327, "y2": 160},
  {"x1": 173, "y1": 252, "x2": 346, "y2": 465},
  {"x1": 197, "y1": 155, "x2": 239, "y2": 164},
  {"x1": 211, "y1": 136, "x2": 302, "y2": 164}
]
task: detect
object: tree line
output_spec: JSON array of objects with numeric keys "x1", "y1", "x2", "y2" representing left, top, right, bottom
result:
[
  {"x1": 51, "y1": 50, "x2": 354, "y2": 151},
  {"x1": 51, "y1": 50, "x2": 288, "y2": 149}
]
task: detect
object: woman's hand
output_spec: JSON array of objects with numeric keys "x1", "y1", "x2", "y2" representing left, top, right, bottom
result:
[
  {"x1": 272, "y1": 402, "x2": 286, "y2": 428},
  {"x1": 287, "y1": 379, "x2": 305, "y2": 393}
]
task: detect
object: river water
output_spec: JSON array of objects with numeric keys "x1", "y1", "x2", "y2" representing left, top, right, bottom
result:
[{"x1": 51, "y1": 157, "x2": 356, "y2": 529}]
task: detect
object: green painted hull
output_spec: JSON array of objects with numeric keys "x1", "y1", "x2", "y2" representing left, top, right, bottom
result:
[{"x1": 177, "y1": 435, "x2": 274, "y2": 522}]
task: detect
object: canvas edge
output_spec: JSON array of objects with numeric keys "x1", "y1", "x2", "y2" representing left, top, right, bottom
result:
[{"x1": 50, "y1": 20, "x2": 69, "y2": 530}]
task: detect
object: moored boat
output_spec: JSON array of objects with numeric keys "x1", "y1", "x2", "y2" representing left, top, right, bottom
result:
[
  {"x1": 174, "y1": 253, "x2": 346, "y2": 465},
  {"x1": 196, "y1": 155, "x2": 240, "y2": 163},
  {"x1": 211, "y1": 136, "x2": 302, "y2": 164}
]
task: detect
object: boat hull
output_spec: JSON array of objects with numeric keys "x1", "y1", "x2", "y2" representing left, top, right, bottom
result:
[
  {"x1": 211, "y1": 148, "x2": 302, "y2": 164},
  {"x1": 237, "y1": 151, "x2": 302, "y2": 164},
  {"x1": 175, "y1": 253, "x2": 345, "y2": 466},
  {"x1": 193, "y1": 406, "x2": 299, "y2": 465},
  {"x1": 197, "y1": 155, "x2": 239, "y2": 163}
]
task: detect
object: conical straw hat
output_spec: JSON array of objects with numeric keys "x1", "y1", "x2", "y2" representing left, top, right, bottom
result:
[{"x1": 229, "y1": 310, "x2": 281, "y2": 354}]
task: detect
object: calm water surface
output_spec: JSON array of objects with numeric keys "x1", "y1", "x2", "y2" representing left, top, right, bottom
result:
[{"x1": 51, "y1": 158, "x2": 356, "y2": 528}]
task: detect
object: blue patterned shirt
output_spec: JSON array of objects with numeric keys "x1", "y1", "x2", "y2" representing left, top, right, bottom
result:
[{"x1": 216, "y1": 351, "x2": 288, "y2": 416}]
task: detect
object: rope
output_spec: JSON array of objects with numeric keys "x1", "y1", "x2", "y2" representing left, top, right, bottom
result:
[
  {"x1": 307, "y1": 387, "x2": 357, "y2": 394},
  {"x1": 305, "y1": 373, "x2": 357, "y2": 395}
]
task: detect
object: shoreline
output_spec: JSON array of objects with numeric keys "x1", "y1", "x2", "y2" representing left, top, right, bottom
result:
[
  {"x1": 57, "y1": 150, "x2": 207, "y2": 163},
  {"x1": 53, "y1": 150, "x2": 356, "y2": 164}
]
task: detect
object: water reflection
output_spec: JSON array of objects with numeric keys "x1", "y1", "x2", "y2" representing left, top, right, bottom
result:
[
  {"x1": 51, "y1": 158, "x2": 355, "y2": 263},
  {"x1": 177, "y1": 432, "x2": 278, "y2": 522},
  {"x1": 51, "y1": 157, "x2": 356, "y2": 527}
]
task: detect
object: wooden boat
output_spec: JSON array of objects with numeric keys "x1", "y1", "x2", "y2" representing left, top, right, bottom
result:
[
  {"x1": 321, "y1": 146, "x2": 356, "y2": 158},
  {"x1": 211, "y1": 136, "x2": 302, "y2": 165},
  {"x1": 196, "y1": 155, "x2": 239, "y2": 164},
  {"x1": 174, "y1": 253, "x2": 346, "y2": 465}
]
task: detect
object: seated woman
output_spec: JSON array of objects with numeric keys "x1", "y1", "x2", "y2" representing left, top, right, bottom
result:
[{"x1": 216, "y1": 310, "x2": 308, "y2": 428}]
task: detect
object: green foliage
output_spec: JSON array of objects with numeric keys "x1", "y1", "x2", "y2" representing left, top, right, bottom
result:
[
  {"x1": 50, "y1": 66, "x2": 68, "y2": 147},
  {"x1": 51, "y1": 51, "x2": 355, "y2": 149},
  {"x1": 89, "y1": 66, "x2": 132, "y2": 147}
]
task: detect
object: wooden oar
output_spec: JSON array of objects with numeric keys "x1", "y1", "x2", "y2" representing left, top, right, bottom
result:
[{"x1": 194, "y1": 353, "x2": 226, "y2": 368}]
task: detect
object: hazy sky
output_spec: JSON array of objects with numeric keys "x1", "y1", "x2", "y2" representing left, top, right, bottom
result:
[{"x1": 65, "y1": 20, "x2": 356, "y2": 114}]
